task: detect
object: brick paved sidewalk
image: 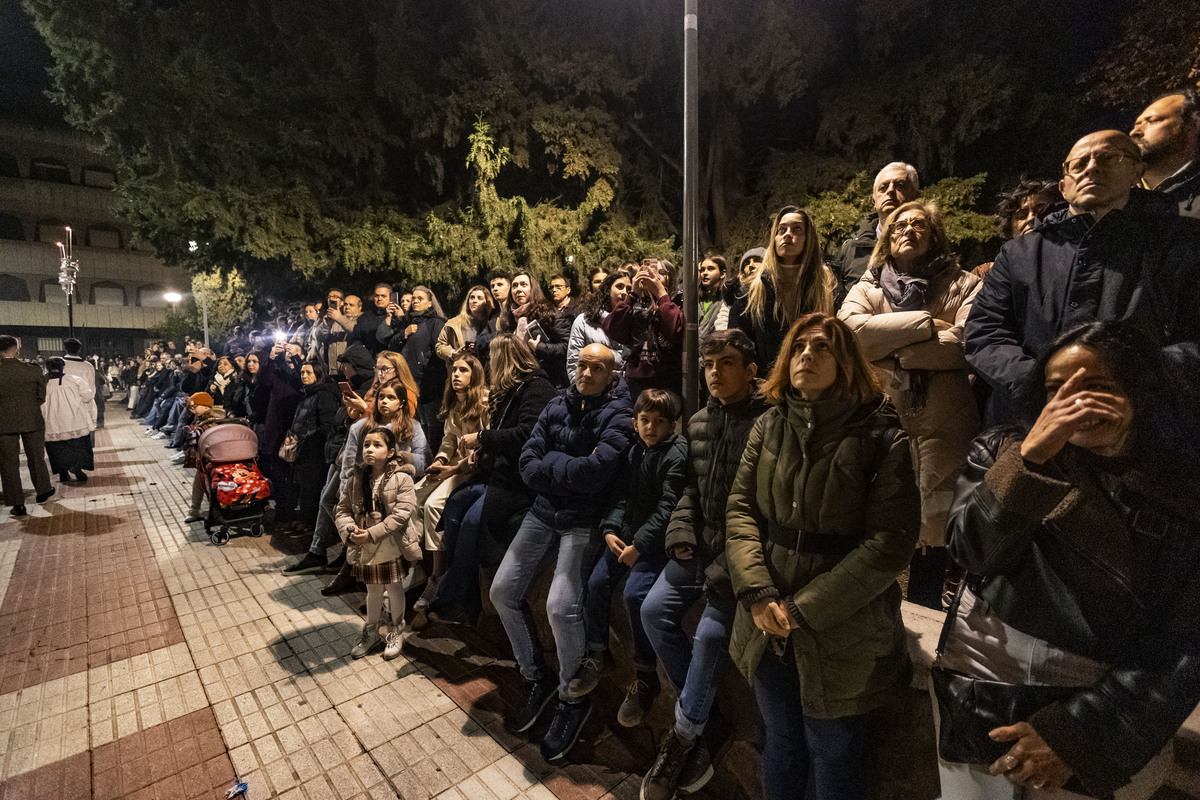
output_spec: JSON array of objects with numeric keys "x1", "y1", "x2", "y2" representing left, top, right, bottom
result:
[{"x1": 0, "y1": 409, "x2": 653, "y2": 800}]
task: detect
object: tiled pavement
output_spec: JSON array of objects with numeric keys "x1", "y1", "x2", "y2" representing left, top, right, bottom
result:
[{"x1": 0, "y1": 408, "x2": 683, "y2": 800}]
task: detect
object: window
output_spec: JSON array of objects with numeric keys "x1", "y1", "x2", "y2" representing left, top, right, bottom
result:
[
  {"x1": 81, "y1": 166, "x2": 116, "y2": 189},
  {"x1": 40, "y1": 278, "x2": 76, "y2": 304},
  {"x1": 35, "y1": 218, "x2": 67, "y2": 244},
  {"x1": 89, "y1": 281, "x2": 127, "y2": 306},
  {"x1": 136, "y1": 284, "x2": 168, "y2": 308},
  {"x1": 0, "y1": 274, "x2": 30, "y2": 301},
  {"x1": 0, "y1": 152, "x2": 19, "y2": 179},
  {"x1": 37, "y1": 337, "x2": 63, "y2": 354},
  {"x1": 86, "y1": 224, "x2": 122, "y2": 249},
  {"x1": 0, "y1": 214, "x2": 24, "y2": 241},
  {"x1": 30, "y1": 158, "x2": 72, "y2": 184}
]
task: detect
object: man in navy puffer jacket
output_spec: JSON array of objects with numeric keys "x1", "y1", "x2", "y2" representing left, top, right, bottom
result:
[{"x1": 491, "y1": 343, "x2": 636, "y2": 763}]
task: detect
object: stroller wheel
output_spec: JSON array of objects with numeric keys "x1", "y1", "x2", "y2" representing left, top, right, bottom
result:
[
  {"x1": 211, "y1": 528, "x2": 230, "y2": 546},
  {"x1": 250, "y1": 523, "x2": 264, "y2": 537}
]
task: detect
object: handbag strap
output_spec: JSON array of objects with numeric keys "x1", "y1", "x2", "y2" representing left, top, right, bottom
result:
[{"x1": 935, "y1": 577, "x2": 967, "y2": 658}]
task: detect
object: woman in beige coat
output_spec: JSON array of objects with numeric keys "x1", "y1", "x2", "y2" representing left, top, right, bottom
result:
[
  {"x1": 838, "y1": 199, "x2": 981, "y2": 608},
  {"x1": 336, "y1": 426, "x2": 419, "y2": 659}
]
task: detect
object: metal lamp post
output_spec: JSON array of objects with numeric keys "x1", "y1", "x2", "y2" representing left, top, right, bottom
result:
[
  {"x1": 681, "y1": 0, "x2": 700, "y2": 418},
  {"x1": 56, "y1": 227, "x2": 80, "y2": 339}
]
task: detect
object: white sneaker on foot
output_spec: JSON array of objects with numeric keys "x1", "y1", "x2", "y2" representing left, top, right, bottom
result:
[{"x1": 383, "y1": 626, "x2": 404, "y2": 660}]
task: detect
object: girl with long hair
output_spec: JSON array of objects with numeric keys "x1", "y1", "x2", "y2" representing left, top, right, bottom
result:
[
  {"x1": 427, "y1": 334, "x2": 555, "y2": 624},
  {"x1": 729, "y1": 206, "x2": 837, "y2": 372},
  {"x1": 410, "y1": 352, "x2": 490, "y2": 629},
  {"x1": 567, "y1": 272, "x2": 633, "y2": 383},
  {"x1": 495, "y1": 271, "x2": 573, "y2": 388},
  {"x1": 437, "y1": 285, "x2": 495, "y2": 362}
]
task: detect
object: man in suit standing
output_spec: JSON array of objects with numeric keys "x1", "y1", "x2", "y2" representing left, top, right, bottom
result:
[{"x1": 0, "y1": 336, "x2": 55, "y2": 516}]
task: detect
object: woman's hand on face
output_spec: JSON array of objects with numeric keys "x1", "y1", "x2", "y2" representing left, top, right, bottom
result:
[
  {"x1": 751, "y1": 599, "x2": 796, "y2": 638},
  {"x1": 988, "y1": 722, "x2": 1073, "y2": 791},
  {"x1": 1020, "y1": 368, "x2": 1131, "y2": 464}
]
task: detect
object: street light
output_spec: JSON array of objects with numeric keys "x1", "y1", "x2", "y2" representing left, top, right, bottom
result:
[{"x1": 163, "y1": 290, "x2": 209, "y2": 348}]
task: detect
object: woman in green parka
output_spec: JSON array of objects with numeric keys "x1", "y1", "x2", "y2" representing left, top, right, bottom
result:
[{"x1": 726, "y1": 312, "x2": 921, "y2": 800}]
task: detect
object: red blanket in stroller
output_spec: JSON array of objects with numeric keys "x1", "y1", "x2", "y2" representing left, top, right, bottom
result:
[{"x1": 210, "y1": 462, "x2": 271, "y2": 508}]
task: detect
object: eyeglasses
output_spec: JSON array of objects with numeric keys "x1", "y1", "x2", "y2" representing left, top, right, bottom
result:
[
  {"x1": 375, "y1": 365, "x2": 394, "y2": 373},
  {"x1": 1062, "y1": 151, "x2": 1139, "y2": 176},
  {"x1": 890, "y1": 218, "x2": 929, "y2": 235}
]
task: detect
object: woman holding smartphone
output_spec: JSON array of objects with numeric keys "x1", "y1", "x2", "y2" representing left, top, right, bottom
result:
[
  {"x1": 489, "y1": 271, "x2": 572, "y2": 389},
  {"x1": 602, "y1": 257, "x2": 684, "y2": 397}
]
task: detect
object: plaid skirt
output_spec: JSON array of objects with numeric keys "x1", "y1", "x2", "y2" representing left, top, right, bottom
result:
[{"x1": 351, "y1": 558, "x2": 405, "y2": 585}]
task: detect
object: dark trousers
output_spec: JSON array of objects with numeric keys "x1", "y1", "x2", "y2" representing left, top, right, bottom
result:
[
  {"x1": 430, "y1": 481, "x2": 488, "y2": 616},
  {"x1": 0, "y1": 430, "x2": 53, "y2": 506},
  {"x1": 753, "y1": 644, "x2": 871, "y2": 800}
]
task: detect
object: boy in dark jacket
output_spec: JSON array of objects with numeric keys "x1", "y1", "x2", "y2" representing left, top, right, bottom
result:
[
  {"x1": 490, "y1": 343, "x2": 636, "y2": 763},
  {"x1": 640, "y1": 330, "x2": 771, "y2": 800},
  {"x1": 574, "y1": 388, "x2": 687, "y2": 728}
]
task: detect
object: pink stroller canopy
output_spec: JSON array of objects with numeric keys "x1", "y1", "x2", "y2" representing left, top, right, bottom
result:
[{"x1": 197, "y1": 422, "x2": 259, "y2": 463}]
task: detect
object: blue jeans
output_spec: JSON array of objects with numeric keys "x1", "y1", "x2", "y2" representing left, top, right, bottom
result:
[
  {"x1": 585, "y1": 549, "x2": 663, "y2": 672},
  {"x1": 307, "y1": 464, "x2": 341, "y2": 557},
  {"x1": 430, "y1": 481, "x2": 487, "y2": 616},
  {"x1": 489, "y1": 512, "x2": 602, "y2": 700},
  {"x1": 641, "y1": 557, "x2": 735, "y2": 741},
  {"x1": 753, "y1": 644, "x2": 871, "y2": 800}
]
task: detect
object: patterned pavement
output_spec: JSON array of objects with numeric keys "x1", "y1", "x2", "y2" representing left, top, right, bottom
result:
[{"x1": 0, "y1": 407, "x2": 657, "y2": 800}]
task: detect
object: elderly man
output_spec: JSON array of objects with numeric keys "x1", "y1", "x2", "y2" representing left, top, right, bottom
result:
[
  {"x1": 490, "y1": 343, "x2": 636, "y2": 763},
  {"x1": 548, "y1": 275, "x2": 578, "y2": 319},
  {"x1": 0, "y1": 336, "x2": 55, "y2": 516},
  {"x1": 966, "y1": 130, "x2": 1200, "y2": 423},
  {"x1": 833, "y1": 162, "x2": 921, "y2": 297},
  {"x1": 1131, "y1": 88, "x2": 1200, "y2": 218}
]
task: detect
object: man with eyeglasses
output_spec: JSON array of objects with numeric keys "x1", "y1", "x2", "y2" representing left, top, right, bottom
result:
[
  {"x1": 1131, "y1": 88, "x2": 1200, "y2": 219},
  {"x1": 966, "y1": 130, "x2": 1200, "y2": 424}
]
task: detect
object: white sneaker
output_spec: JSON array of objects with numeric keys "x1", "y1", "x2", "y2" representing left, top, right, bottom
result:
[
  {"x1": 382, "y1": 626, "x2": 404, "y2": 660},
  {"x1": 350, "y1": 622, "x2": 382, "y2": 659}
]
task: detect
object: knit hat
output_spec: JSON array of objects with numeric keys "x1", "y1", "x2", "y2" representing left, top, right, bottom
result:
[
  {"x1": 189, "y1": 392, "x2": 214, "y2": 408},
  {"x1": 739, "y1": 247, "x2": 766, "y2": 269}
]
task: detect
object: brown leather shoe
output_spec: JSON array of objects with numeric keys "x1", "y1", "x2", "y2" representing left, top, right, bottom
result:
[{"x1": 320, "y1": 570, "x2": 358, "y2": 596}]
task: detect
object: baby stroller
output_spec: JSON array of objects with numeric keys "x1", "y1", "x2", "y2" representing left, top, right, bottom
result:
[{"x1": 196, "y1": 421, "x2": 271, "y2": 545}]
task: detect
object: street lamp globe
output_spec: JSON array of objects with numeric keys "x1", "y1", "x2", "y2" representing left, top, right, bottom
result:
[{"x1": 163, "y1": 291, "x2": 183, "y2": 303}]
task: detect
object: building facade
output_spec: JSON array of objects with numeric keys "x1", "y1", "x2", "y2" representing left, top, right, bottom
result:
[{"x1": 0, "y1": 121, "x2": 189, "y2": 357}]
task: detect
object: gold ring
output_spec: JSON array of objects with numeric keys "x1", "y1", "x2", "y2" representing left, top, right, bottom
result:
[{"x1": 1001, "y1": 754, "x2": 1020, "y2": 772}]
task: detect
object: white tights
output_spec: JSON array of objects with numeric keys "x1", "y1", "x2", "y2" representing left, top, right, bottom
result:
[{"x1": 365, "y1": 581, "x2": 405, "y2": 627}]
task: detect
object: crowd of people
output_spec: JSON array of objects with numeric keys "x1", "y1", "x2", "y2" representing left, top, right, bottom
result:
[{"x1": 3, "y1": 89, "x2": 1200, "y2": 800}]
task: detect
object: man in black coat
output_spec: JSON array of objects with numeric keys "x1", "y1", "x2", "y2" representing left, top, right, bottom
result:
[
  {"x1": 965, "y1": 130, "x2": 1200, "y2": 424},
  {"x1": 832, "y1": 162, "x2": 921, "y2": 300},
  {"x1": 0, "y1": 336, "x2": 54, "y2": 515}
]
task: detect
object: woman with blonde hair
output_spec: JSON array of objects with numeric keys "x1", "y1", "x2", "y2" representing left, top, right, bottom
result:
[
  {"x1": 436, "y1": 285, "x2": 496, "y2": 363},
  {"x1": 427, "y1": 334, "x2": 555, "y2": 625},
  {"x1": 838, "y1": 199, "x2": 982, "y2": 608},
  {"x1": 729, "y1": 206, "x2": 837, "y2": 372}
]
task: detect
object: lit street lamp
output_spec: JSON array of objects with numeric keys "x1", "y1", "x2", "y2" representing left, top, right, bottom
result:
[{"x1": 163, "y1": 289, "x2": 210, "y2": 348}]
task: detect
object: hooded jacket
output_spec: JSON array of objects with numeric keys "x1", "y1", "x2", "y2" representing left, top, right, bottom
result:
[
  {"x1": 288, "y1": 380, "x2": 341, "y2": 456},
  {"x1": 726, "y1": 394, "x2": 920, "y2": 718},
  {"x1": 965, "y1": 189, "x2": 1200, "y2": 423},
  {"x1": 335, "y1": 459, "x2": 419, "y2": 566},
  {"x1": 519, "y1": 378, "x2": 636, "y2": 528},
  {"x1": 600, "y1": 433, "x2": 689, "y2": 560},
  {"x1": 664, "y1": 384, "x2": 772, "y2": 599}
]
